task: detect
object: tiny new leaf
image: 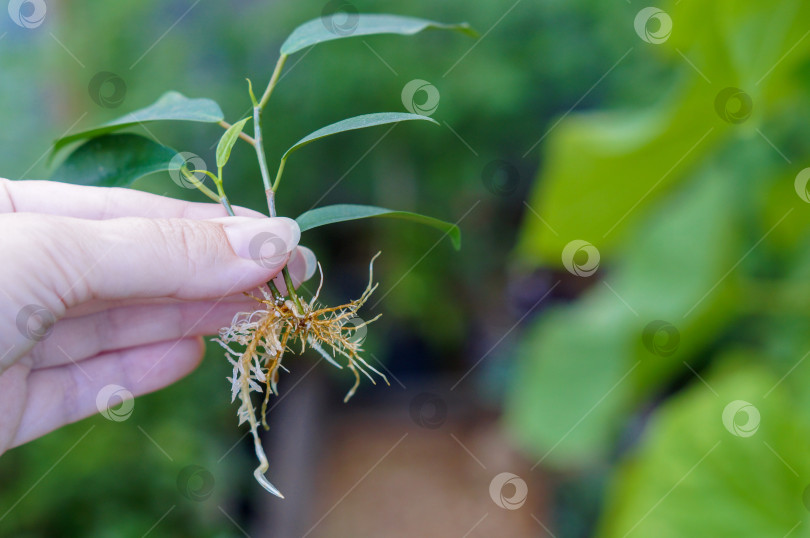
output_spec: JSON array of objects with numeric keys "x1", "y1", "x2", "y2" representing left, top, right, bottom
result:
[{"x1": 216, "y1": 117, "x2": 251, "y2": 169}]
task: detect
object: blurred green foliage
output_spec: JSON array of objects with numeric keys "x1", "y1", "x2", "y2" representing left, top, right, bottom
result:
[{"x1": 506, "y1": 0, "x2": 810, "y2": 535}]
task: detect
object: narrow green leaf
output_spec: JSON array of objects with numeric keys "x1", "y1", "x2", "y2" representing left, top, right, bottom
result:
[
  {"x1": 281, "y1": 14, "x2": 477, "y2": 55},
  {"x1": 296, "y1": 204, "x2": 461, "y2": 250},
  {"x1": 282, "y1": 113, "x2": 437, "y2": 160},
  {"x1": 52, "y1": 91, "x2": 224, "y2": 158},
  {"x1": 216, "y1": 117, "x2": 251, "y2": 169},
  {"x1": 50, "y1": 134, "x2": 178, "y2": 188}
]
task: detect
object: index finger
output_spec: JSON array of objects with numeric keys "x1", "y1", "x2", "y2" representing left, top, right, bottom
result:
[{"x1": 0, "y1": 178, "x2": 266, "y2": 220}]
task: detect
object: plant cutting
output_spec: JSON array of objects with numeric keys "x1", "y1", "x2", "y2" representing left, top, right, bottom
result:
[{"x1": 48, "y1": 14, "x2": 475, "y2": 498}]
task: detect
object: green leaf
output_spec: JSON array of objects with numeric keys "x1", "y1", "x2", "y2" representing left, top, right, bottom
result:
[
  {"x1": 50, "y1": 134, "x2": 178, "y2": 188},
  {"x1": 280, "y1": 14, "x2": 477, "y2": 55},
  {"x1": 599, "y1": 356, "x2": 810, "y2": 537},
  {"x1": 515, "y1": 0, "x2": 810, "y2": 266},
  {"x1": 216, "y1": 117, "x2": 251, "y2": 169},
  {"x1": 282, "y1": 113, "x2": 437, "y2": 160},
  {"x1": 505, "y1": 165, "x2": 740, "y2": 467},
  {"x1": 515, "y1": 88, "x2": 723, "y2": 264},
  {"x1": 296, "y1": 204, "x2": 461, "y2": 250},
  {"x1": 52, "y1": 91, "x2": 223, "y2": 159}
]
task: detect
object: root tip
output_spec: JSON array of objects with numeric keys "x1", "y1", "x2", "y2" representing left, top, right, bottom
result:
[{"x1": 254, "y1": 468, "x2": 285, "y2": 499}]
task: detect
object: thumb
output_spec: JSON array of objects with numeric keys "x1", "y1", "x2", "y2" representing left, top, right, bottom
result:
[{"x1": 34, "y1": 214, "x2": 300, "y2": 305}]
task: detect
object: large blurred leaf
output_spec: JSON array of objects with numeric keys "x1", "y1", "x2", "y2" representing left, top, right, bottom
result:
[
  {"x1": 599, "y1": 357, "x2": 810, "y2": 537},
  {"x1": 515, "y1": 86, "x2": 725, "y2": 264},
  {"x1": 515, "y1": 0, "x2": 810, "y2": 265},
  {"x1": 296, "y1": 204, "x2": 461, "y2": 250},
  {"x1": 282, "y1": 113, "x2": 437, "y2": 160},
  {"x1": 51, "y1": 134, "x2": 177, "y2": 187},
  {"x1": 280, "y1": 14, "x2": 476, "y2": 55},
  {"x1": 505, "y1": 165, "x2": 740, "y2": 466},
  {"x1": 668, "y1": 1, "x2": 810, "y2": 86},
  {"x1": 52, "y1": 91, "x2": 223, "y2": 158}
]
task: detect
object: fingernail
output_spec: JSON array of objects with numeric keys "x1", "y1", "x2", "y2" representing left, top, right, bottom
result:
[
  {"x1": 220, "y1": 217, "x2": 300, "y2": 269},
  {"x1": 300, "y1": 246, "x2": 317, "y2": 280}
]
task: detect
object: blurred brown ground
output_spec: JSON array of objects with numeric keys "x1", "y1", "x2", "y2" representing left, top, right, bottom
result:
[
  {"x1": 249, "y1": 369, "x2": 549, "y2": 537},
  {"x1": 309, "y1": 414, "x2": 545, "y2": 537}
]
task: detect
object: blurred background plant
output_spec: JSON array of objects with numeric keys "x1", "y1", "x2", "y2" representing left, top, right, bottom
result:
[{"x1": 2, "y1": 0, "x2": 810, "y2": 536}]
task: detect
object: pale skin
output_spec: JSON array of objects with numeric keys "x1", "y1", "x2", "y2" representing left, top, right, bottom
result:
[{"x1": 0, "y1": 178, "x2": 315, "y2": 455}]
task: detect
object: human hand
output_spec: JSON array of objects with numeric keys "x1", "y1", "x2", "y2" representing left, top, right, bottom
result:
[{"x1": 0, "y1": 178, "x2": 315, "y2": 455}]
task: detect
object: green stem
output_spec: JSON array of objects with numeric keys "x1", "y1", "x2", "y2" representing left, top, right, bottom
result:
[
  {"x1": 258, "y1": 54, "x2": 288, "y2": 111},
  {"x1": 282, "y1": 267, "x2": 303, "y2": 313},
  {"x1": 268, "y1": 281, "x2": 284, "y2": 302},
  {"x1": 212, "y1": 168, "x2": 236, "y2": 215},
  {"x1": 200, "y1": 170, "x2": 221, "y2": 183},
  {"x1": 252, "y1": 54, "x2": 289, "y2": 211},
  {"x1": 252, "y1": 53, "x2": 304, "y2": 312},
  {"x1": 180, "y1": 167, "x2": 219, "y2": 202},
  {"x1": 272, "y1": 157, "x2": 287, "y2": 193},
  {"x1": 253, "y1": 105, "x2": 274, "y2": 202},
  {"x1": 220, "y1": 196, "x2": 235, "y2": 216}
]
